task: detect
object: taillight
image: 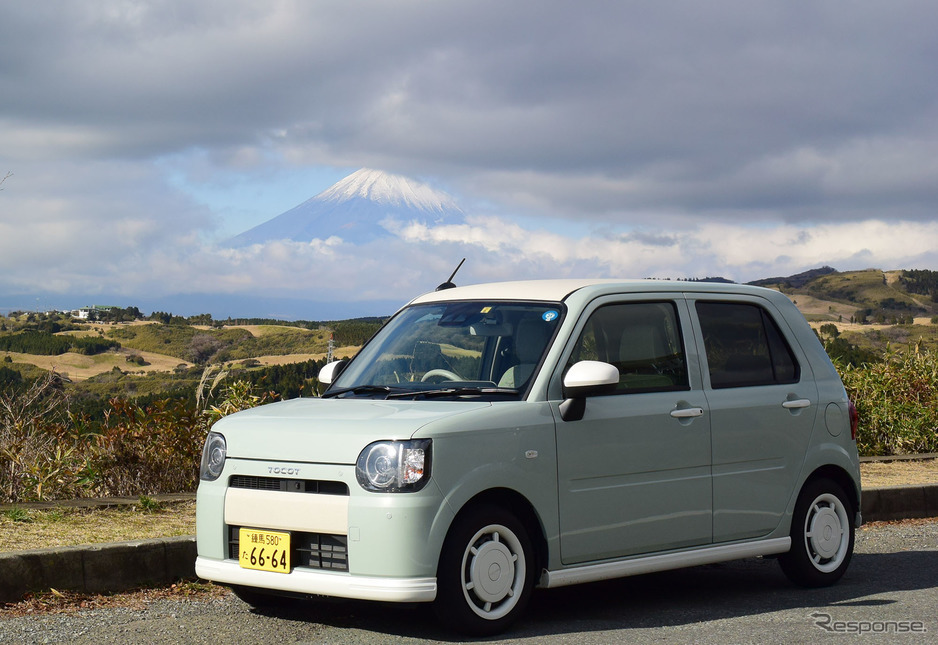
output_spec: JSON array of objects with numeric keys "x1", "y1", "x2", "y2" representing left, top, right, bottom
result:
[{"x1": 847, "y1": 399, "x2": 859, "y2": 441}]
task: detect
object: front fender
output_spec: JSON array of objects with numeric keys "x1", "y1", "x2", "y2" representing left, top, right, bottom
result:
[{"x1": 420, "y1": 402, "x2": 560, "y2": 567}]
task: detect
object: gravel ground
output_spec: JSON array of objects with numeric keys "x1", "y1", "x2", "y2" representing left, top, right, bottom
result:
[
  {"x1": 2, "y1": 518, "x2": 937, "y2": 644},
  {"x1": 0, "y1": 460, "x2": 935, "y2": 643}
]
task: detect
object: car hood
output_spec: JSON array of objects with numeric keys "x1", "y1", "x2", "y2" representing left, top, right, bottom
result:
[{"x1": 212, "y1": 397, "x2": 492, "y2": 464}]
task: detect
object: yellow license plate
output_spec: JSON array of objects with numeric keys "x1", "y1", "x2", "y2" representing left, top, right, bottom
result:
[{"x1": 238, "y1": 528, "x2": 291, "y2": 573}]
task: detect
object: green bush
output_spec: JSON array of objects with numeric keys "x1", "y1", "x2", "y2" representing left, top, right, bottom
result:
[{"x1": 837, "y1": 344, "x2": 938, "y2": 456}]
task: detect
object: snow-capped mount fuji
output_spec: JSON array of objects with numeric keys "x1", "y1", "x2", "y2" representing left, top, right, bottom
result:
[{"x1": 227, "y1": 168, "x2": 464, "y2": 247}]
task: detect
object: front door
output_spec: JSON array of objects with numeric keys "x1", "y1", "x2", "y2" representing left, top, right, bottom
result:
[{"x1": 553, "y1": 297, "x2": 712, "y2": 564}]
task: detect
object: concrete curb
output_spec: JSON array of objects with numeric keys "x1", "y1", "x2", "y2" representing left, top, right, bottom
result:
[
  {"x1": 0, "y1": 485, "x2": 936, "y2": 605},
  {"x1": 0, "y1": 536, "x2": 195, "y2": 604},
  {"x1": 861, "y1": 484, "x2": 938, "y2": 522}
]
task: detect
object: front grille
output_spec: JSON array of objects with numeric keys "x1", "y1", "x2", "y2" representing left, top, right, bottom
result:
[
  {"x1": 229, "y1": 475, "x2": 349, "y2": 496},
  {"x1": 229, "y1": 526, "x2": 349, "y2": 572}
]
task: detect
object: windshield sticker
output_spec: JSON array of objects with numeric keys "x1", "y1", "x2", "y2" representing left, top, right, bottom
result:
[
  {"x1": 480, "y1": 306, "x2": 492, "y2": 313},
  {"x1": 542, "y1": 310, "x2": 559, "y2": 322}
]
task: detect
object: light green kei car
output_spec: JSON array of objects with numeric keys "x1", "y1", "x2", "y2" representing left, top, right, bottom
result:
[{"x1": 196, "y1": 279, "x2": 861, "y2": 635}]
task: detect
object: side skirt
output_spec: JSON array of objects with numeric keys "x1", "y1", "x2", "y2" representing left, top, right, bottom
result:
[{"x1": 540, "y1": 537, "x2": 791, "y2": 589}]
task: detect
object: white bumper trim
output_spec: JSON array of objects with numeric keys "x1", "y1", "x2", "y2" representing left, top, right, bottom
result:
[{"x1": 195, "y1": 557, "x2": 437, "y2": 603}]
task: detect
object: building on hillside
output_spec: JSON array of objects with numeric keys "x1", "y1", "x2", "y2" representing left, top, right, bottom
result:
[{"x1": 72, "y1": 305, "x2": 119, "y2": 320}]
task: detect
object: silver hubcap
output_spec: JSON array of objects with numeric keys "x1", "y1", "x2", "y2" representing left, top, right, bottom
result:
[
  {"x1": 461, "y1": 524, "x2": 525, "y2": 620},
  {"x1": 805, "y1": 493, "x2": 848, "y2": 572}
]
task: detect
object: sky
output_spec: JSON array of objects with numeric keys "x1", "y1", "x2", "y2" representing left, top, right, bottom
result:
[{"x1": 1, "y1": 1, "x2": 937, "y2": 318}]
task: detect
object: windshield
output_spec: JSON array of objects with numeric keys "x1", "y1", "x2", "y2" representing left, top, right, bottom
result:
[{"x1": 328, "y1": 300, "x2": 563, "y2": 399}]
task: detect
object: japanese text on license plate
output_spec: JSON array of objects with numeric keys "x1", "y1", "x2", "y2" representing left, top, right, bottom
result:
[{"x1": 238, "y1": 528, "x2": 291, "y2": 573}]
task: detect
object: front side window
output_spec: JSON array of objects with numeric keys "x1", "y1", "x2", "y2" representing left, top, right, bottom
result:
[
  {"x1": 567, "y1": 301, "x2": 689, "y2": 393},
  {"x1": 328, "y1": 301, "x2": 563, "y2": 399},
  {"x1": 695, "y1": 301, "x2": 799, "y2": 389}
]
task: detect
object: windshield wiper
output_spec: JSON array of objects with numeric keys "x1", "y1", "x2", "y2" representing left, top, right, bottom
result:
[
  {"x1": 321, "y1": 385, "x2": 395, "y2": 399},
  {"x1": 386, "y1": 387, "x2": 519, "y2": 400}
]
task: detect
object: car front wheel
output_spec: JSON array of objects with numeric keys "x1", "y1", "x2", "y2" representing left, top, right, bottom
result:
[
  {"x1": 779, "y1": 477, "x2": 855, "y2": 587},
  {"x1": 434, "y1": 504, "x2": 536, "y2": 636}
]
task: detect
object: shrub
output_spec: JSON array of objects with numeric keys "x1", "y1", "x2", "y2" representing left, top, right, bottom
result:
[
  {"x1": 0, "y1": 372, "x2": 96, "y2": 502},
  {"x1": 837, "y1": 344, "x2": 938, "y2": 455},
  {"x1": 0, "y1": 366, "x2": 276, "y2": 503},
  {"x1": 91, "y1": 373, "x2": 275, "y2": 497}
]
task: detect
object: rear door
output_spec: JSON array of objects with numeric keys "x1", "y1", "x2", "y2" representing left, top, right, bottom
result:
[
  {"x1": 552, "y1": 295, "x2": 712, "y2": 564},
  {"x1": 689, "y1": 295, "x2": 819, "y2": 542}
]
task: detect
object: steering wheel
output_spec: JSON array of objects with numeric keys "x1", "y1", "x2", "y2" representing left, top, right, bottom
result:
[{"x1": 421, "y1": 369, "x2": 463, "y2": 382}]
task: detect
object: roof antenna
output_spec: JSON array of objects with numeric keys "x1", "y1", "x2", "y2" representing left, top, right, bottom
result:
[{"x1": 436, "y1": 258, "x2": 466, "y2": 291}]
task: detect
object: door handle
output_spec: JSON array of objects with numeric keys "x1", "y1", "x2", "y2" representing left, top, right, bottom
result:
[
  {"x1": 670, "y1": 407, "x2": 704, "y2": 419},
  {"x1": 782, "y1": 399, "x2": 811, "y2": 409}
]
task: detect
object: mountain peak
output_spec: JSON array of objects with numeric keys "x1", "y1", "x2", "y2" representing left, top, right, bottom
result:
[
  {"x1": 227, "y1": 168, "x2": 465, "y2": 247},
  {"x1": 315, "y1": 168, "x2": 461, "y2": 214}
]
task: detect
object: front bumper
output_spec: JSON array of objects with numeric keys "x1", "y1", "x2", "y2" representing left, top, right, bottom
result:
[{"x1": 195, "y1": 556, "x2": 437, "y2": 603}]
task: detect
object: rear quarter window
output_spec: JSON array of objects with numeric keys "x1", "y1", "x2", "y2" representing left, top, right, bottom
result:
[{"x1": 695, "y1": 301, "x2": 800, "y2": 389}]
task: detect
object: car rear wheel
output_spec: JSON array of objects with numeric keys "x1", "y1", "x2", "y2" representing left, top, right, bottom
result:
[
  {"x1": 434, "y1": 504, "x2": 535, "y2": 636},
  {"x1": 779, "y1": 477, "x2": 855, "y2": 587}
]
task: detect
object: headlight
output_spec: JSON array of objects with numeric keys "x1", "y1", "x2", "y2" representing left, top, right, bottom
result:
[
  {"x1": 200, "y1": 431, "x2": 227, "y2": 481},
  {"x1": 356, "y1": 439, "x2": 431, "y2": 493}
]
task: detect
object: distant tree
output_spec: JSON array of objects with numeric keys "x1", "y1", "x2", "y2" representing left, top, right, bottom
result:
[
  {"x1": 899, "y1": 269, "x2": 938, "y2": 298},
  {"x1": 149, "y1": 311, "x2": 172, "y2": 324},
  {"x1": 99, "y1": 306, "x2": 142, "y2": 323},
  {"x1": 824, "y1": 338, "x2": 879, "y2": 367},
  {"x1": 187, "y1": 313, "x2": 214, "y2": 326},
  {"x1": 187, "y1": 334, "x2": 225, "y2": 364},
  {"x1": 819, "y1": 323, "x2": 840, "y2": 338}
]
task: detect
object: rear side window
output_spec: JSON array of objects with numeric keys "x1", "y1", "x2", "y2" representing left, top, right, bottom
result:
[
  {"x1": 568, "y1": 301, "x2": 689, "y2": 393},
  {"x1": 695, "y1": 301, "x2": 799, "y2": 389}
]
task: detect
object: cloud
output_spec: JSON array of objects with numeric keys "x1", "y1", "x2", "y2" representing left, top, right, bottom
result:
[
  {"x1": 0, "y1": 1, "x2": 936, "y2": 313},
  {"x1": 386, "y1": 216, "x2": 938, "y2": 283}
]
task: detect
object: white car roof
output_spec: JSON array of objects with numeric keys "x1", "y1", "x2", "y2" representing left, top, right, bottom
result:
[{"x1": 409, "y1": 279, "x2": 774, "y2": 305}]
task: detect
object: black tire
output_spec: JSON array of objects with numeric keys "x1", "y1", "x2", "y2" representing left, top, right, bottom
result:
[
  {"x1": 434, "y1": 504, "x2": 536, "y2": 636},
  {"x1": 779, "y1": 478, "x2": 855, "y2": 587}
]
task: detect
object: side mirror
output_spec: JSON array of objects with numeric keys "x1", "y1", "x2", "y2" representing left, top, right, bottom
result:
[
  {"x1": 560, "y1": 360, "x2": 619, "y2": 422},
  {"x1": 318, "y1": 359, "x2": 348, "y2": 386}
]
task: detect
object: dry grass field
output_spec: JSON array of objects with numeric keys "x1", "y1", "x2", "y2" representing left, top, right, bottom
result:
[
  {"x1": 1, "y1": 319, "x2": 362, "y2": 380},
  {"x1": 251, "y1": 346, "x2": 360, "y2": 367},
  {"x1": 787, "y1": 293, "x2": 858, "y2": 321},
  {"x1": 2, "y1": 349, "x2": 190, "y2": 381}
]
